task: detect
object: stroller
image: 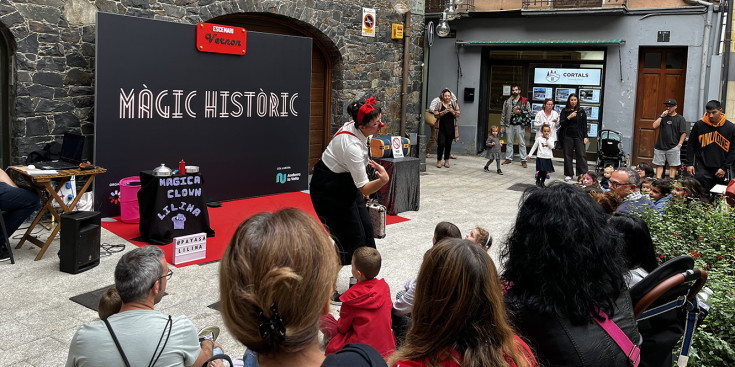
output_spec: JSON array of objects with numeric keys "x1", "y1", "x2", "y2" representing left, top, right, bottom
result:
[
  {"x1": 596, "y1": 129, "x2": 627, "y2": 173},
  {"x1": 629, "y1": 256, "x2": 708, "y2": 367}
]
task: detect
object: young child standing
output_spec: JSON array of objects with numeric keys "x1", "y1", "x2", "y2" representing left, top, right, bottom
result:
[
  {"x1": 527, "y1": 124, "x2": 555, "y2": 187},
  {"x1": 323, "y1": 246, "x2": 396, "y2": 358},
  {"x1": 484, "y1": 126, "x2": 503, "y2": 175}
]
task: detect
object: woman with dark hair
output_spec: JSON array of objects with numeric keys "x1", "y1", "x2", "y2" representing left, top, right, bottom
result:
[
  {"x1": 559, "y1": 94, "x2": 588, "y2": 181},
  {"x1": 609, "y1": 212, "x2": 659, "y2": 287},
  {"x1": 502, "y1": 184, "x2": 640, "y2": 366},
  {"x1": 310, "y1": 97, "x2": 390, "y2": 266},
  {"x1": 433, "y1": 88, "x2": 461, "y2": 168},
  {"x1": 635, "y1": 162, "x2": 655, "y2": 179},
  {"x1": 391, "y1": 238, "x2": 537, "y2": 367}
]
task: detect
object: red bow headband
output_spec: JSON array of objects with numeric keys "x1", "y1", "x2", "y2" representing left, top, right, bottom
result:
[{"x1": 358, "y1": 96, "x2": 377, "y2": 125}]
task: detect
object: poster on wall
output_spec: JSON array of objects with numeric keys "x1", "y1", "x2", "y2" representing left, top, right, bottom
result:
[
  {"x1": 95, "y1": 13, "x2": 312, "y2": 217},
  {"x1": 579, "y1": 88, "x2": 601, "y2": 103},
  {"x1": 554, "y1": 104, "x2": 565, "y2": 114},
  {"x1": 581, "y1": 105, "x2": 600, "y2": 120},
  {"x1": 532, "y1": 87, "x2": 553, "y2": 101},
  {"x1": 555, "y1": 88, "x2": 576, "y2": 103},
  {"x1": 532, "y1": 103, "x2": 543, "y2": 114},
  {"x1": 534, "y1": 67, "x2": 602, "y2": 86},
  {"x1": 362, "y1": 8, "x2": 376, "y2": 37},
  {"x1": 588, "y1": 123, "x2": 599, "y2": 138}
]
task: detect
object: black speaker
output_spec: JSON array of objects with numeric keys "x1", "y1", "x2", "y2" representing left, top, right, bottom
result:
[{"x1": 60, "y1": 211, "x2": 101, "y2": 274}]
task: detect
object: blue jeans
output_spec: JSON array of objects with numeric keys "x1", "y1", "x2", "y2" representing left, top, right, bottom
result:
[
  {"x1": 0, "y1": 183, "x2": 39, "y2": 245},
  {"x1": 504, "y1": 124, "x2": 527, "y2": 161},
  {"x1": 243, "y1": 349, "x2": 258, "y2": 367}
]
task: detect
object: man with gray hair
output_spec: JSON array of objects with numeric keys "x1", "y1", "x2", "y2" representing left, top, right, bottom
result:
[
  {"x1": 66, "y1": 246, "x2": 217, "y2": 367},
  {"x1": 610, "y1": 167, "x2": 654, "y2": 215}
]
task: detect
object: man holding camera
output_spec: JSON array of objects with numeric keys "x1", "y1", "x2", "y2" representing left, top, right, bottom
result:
[
  {"x1": 652, "y1": 98, "x2": 687, "y2": 179},
  {"x1": 501, "y1": 84, "x2": 532, "y2": 168}
]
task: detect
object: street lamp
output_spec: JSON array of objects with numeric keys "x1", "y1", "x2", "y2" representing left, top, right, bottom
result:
[{"x1": 436, "y1": 11, "x2": 450, "y2": 37}]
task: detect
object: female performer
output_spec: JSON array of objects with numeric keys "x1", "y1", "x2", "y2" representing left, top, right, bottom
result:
[
  {"x1": 559, "y1": 94, "x2": 588, "y2": 181},
  {"x1": 434, "y1": 89, "x2": 460, "y2": 168},
  {"x1": 310, "y1": 97, "x2": 390, "y2": 266}
]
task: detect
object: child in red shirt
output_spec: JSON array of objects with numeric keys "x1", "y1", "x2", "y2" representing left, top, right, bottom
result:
[{"x1": 322, "y1": 247, "x2": 395, "y2": 358}]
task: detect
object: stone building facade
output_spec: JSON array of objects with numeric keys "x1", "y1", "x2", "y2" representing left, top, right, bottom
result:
[{"x1": 0, "y1": 0, "x2": 424, "y2": 166}]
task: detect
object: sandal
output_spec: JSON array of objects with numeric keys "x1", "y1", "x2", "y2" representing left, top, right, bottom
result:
[
  {"x1": 444, "y1": 161, "x2": 450, "y2": 168},
  {"x1": 436, "y1": 162, "x2": 442, "y2": 168}
]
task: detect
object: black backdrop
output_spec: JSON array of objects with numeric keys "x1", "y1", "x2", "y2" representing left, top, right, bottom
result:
[{"x1": 95, "y1": 13, "x2": 312, "y2": 216}]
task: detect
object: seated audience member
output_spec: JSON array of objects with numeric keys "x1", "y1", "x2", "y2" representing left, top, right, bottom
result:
[
  {"x1": 321, "y1": 247, "x2": 395, "y2": 358},
  {"x1": 219, "y1": 209, "x2": 387, "y2": 367},
  {"x1": 650, "y1": 178, "x2": 673, "y2": 213},
  {"x1": 673, "y1": 177, "x2": 710, "y2": 204},
  {"x1": 600, "y1": 165, "x2": 614, "y2": 191},
  {"x1": 66, "y1": 246, "x2": 219, "y2": 367},
  {"x1": 98, "y1": 286, "x2": 121, "y2": 321},
  {"x1": 390, "y1": 239, "x2": 537, "y2": 367},
  {"x1": 611, "y1": 167, "x2": 654, "y2": 215},
  {"x1": 636, "y1": 162, "x2": 655, "y2": 179},
  {"x1": 578, "y1": 171, "x2": 603, "y2": 193},
  {"x1": 641, "y1": 177, "x2": 654, "y2": 196},
  {"x1": 502, "y1": 184, "x2": 640, "y2": 366},
  {"x1": 0, "y1": 169, "x2": 40, "y2": 261},
  {"x1": 609, "y1": 212, "x2": 659, "y2": 287},
  {"x1": 465, "y1": 226, "x2": 491, "y2": 250},
  {"x1": 392, "y1": 221, "x2": 462, "y2": 343},
  {"x1": 589, "y1": 191, "x2": 623, "y2": 215}
]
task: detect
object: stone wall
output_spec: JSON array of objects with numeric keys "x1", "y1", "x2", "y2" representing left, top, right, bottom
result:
[{"x1": 0, "y1": 0, "x2": 424, "y2": 164}]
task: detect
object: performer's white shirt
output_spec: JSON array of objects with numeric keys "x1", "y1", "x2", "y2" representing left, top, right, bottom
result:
[{"x1": 322, "y1": 121, "x2": 370, "y2": 188}]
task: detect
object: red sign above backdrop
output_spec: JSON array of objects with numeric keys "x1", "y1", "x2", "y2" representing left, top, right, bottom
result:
[{"x1": 196, "y1": 22, "x2": 247, "y2": 55}]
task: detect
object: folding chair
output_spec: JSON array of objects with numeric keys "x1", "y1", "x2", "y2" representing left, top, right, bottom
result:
[
  {"x1": 0, "y1": 210, "x2": 15, "y2": 264},
  {"x1": 630, "y1": 256, "x2": 708, "y2": 367}
]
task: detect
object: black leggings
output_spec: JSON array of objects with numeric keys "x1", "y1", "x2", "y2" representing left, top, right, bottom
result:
[{"x1": 436, "y1": 129, "x2": 454, "y2": 161}]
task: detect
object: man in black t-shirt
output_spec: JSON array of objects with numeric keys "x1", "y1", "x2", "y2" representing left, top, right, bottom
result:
[{"x1": 652, "y1": 98, "x2": 687, "y2": 178}]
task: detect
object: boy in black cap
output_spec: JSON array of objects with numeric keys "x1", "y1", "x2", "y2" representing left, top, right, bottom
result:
[{"x1": 652, "y1": 98, "x2": 687, "y2": 178}]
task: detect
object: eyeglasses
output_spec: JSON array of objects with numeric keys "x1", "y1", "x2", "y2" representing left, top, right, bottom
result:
[
  {"x1": 609, "y1": 180, "x2": 630, "y2": 189},
  {"x1": 158, "y1": 269, "x2": 173, "y2": 282}
]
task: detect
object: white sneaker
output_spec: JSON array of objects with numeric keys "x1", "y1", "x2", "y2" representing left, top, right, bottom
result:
[{"x1": 564, "y1": 176, "x2": 572, "y2": 181}]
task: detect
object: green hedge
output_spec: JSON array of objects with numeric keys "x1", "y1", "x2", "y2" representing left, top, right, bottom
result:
[{"x1": 642, "y1": 199, "x2": 735, "y2": 366}]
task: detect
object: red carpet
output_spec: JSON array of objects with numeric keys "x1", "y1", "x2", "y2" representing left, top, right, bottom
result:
[{"x1": 102, "y1": 191, "x2": 410, "y2": 267}]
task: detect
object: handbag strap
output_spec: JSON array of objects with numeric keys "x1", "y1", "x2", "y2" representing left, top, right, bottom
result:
[
  {"x1": 103, "y1": 318, "x2": 132, "y2": 367},
  {"x1": 593, "y1": 310, "x2": 640, "y2": 367}
]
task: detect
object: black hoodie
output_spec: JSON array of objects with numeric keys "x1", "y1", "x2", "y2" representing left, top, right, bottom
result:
[{"x1": 687, "y1": 117, "x2": 735, "y2": 170}]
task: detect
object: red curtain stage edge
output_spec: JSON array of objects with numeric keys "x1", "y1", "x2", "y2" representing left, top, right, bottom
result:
[{"x1": 101, "y1": 191, "x2": 410, "y2": 267}]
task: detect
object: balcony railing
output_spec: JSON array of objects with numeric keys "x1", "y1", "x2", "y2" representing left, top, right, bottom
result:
[
  {"x1": 425, "y1": 0, "x2": 475, "y2": 14},
  {"x1": 522, "y1": 0, "x2": 626, "y2": 10}
]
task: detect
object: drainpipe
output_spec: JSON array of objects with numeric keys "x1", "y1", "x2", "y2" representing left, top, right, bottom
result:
[
  {"x1": 685, "y1": 0, "x2": 714, "y2": 111},
  {"x1": 400, "y1": 11, "x2": 411, "y2": 137},
  {"x1": 721, "y1": 1, "x2": 732, "y2": 109}
]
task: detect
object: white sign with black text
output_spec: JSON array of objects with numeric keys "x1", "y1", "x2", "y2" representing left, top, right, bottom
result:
[
  {"x1": 173, "y1": 232, "x2": 207, "y2": 265},
  {"x1": 534, "y1": 68, "x2": 602, "y2": 86}
]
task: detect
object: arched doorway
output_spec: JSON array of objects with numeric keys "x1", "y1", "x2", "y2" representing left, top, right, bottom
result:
[{"x1": 209, "y1": 13, "x2": 333, "y2": 172}]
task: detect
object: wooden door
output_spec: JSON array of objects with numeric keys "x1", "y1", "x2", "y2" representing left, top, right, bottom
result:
[
  {"x1": 208, "y1": 14, "x2": 331, "y2": 172},
  {"x1": 632, "y1": 48, "x2": 687, "y2": 165}
]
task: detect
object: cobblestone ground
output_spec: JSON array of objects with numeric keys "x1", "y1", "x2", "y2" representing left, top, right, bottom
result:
[{"x1": 0, "y1": 154, "x2": 562, "y2": 366}]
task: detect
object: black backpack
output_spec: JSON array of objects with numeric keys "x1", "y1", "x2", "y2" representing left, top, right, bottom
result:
[{"x1": 26, "y1": 142, "x2": 62, "y2": 164}]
